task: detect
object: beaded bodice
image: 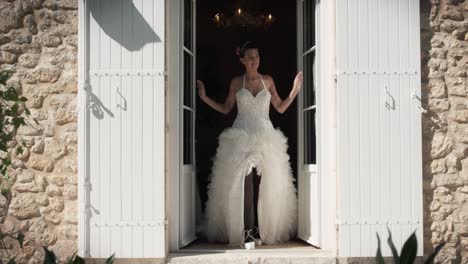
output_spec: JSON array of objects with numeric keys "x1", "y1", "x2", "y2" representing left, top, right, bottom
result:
[{"x1": 232, "y1": 76, "x2": 274, "y2": 132}]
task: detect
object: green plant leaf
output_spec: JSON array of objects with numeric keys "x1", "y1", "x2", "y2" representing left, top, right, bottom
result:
[
  {"x1": 1, "y1": 188, "x2": 10, "y2": 197},
  {"x1": 0, "y1": 70, "x2": 13, "y2": 85},
  {"x1": 387, "y1": 227, "x2": 400, "y2": 264},
  {"x1": 3, "y1": 87, "x2": 19, "y2": 101},
  {"x1": 424, "y1": 242, "x2": 445, "y2": 264},
  {"x1": 12, "y1": 117, "x2": 26, "y2": 129},
  {"x1": 400, "y1": 231, "x2": 417, "y2": 264},
  {"x1": 105, "y1": 253, "x2": 115, "y2": 264},
  {"x1": 43, "y1": 246, "x2": 57, "y2": 264},
  {"x1": 74, "y1": 255, "x2": 85, "y2": 264},
  {"x1": 375, "y1": 233, "x2": 385, "y2": 264},
  {"x1": 15, "y1": 146, "x2": 23, "y2": 155},
  {"x1": 11, "y1": 103, "x2": 19, "y2": 116},
  {"x1": 66, "y1": 254, "x2": 85, "y2": 264},
  {"x1": 16, "y1": 232, "x2": 24, "y2": 249}
]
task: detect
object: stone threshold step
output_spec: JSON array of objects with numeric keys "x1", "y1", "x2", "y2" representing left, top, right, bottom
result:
[{"x1": 167, "y1": 251, "x2": 336, "y2": 264}]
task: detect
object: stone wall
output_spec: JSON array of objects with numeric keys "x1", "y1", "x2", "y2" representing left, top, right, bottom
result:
[
  {"x1": 0, "y1": 0, "x2": 467, "y2": 263},
  {"x1": 0, "y1": 0, "x2": 78, "y2": 263},
  {"x1": 421, "y1": 0, "x2": 468, "y2": 263}
]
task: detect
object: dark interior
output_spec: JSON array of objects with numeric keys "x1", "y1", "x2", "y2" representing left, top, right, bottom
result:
[{"x1": 195, "y1": 0, "x2": 298, "y2": 209}]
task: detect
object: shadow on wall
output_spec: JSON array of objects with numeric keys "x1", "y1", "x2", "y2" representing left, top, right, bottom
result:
[{"x1": 89, "y1": 0, "x2": 160, "y2": 51}]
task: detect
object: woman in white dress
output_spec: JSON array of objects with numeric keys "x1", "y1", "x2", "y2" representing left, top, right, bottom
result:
[{"x1": 197, "y1": 41, "x2": 303, "y2": 246}]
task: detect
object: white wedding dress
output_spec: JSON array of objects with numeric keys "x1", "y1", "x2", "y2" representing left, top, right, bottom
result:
[{"x1": 202, "y1": 75, "x2": 297, "y2": 246}]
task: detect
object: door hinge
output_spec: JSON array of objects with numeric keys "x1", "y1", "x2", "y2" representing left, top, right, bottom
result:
[
  {"x1": 81, "y1": 80, "x2": 90, "y2": 90},
  {"x1": 160, "y1": 219, "x2": 169, "y2": 229}
]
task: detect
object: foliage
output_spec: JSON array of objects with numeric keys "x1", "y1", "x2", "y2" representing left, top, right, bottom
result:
[
  {"x1": 376, "y1": 227, "x2": 445, "y2": 264},
  {"x1": 0, "y1": 235, "x2": 115, "y2": 264},
  {"x1": 42, "y1": 247, "x2": 57, "y2": 264},
  {"x1": 0, "y1": 70, "x2": 115, "y2": 264},
  {"x1": 105, "y1": 253, "x2": 115, "y2": 264},
  {"x1": 0, "y1": 70, "x2": 30, "y2": 194},
  {"x1": 66, "y1": 254, "x2": 85, "y2": 264}
]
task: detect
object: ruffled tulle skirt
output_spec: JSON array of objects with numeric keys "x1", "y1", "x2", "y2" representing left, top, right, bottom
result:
[{"x1": 201, "y1": 127, "x2": 297, "y2": 246}]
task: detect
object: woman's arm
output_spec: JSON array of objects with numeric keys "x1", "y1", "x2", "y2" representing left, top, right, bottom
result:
[
  {"x1": 197, "y1": 79, "x2": 238, "y2": 115},
  {"x1": 268, "y1": 72, "x2": 303, "y2": 114}
]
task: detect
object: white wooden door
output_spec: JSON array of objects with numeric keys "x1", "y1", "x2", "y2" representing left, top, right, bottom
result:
[
  {"x1": 180, "y1": 0, "x2": 197, "y2": 248},
  {"x1": 84, "y1": 0, "x2": 165, "y2": 258},
  {"x1": 336, "y1": 0, "x2": 423, "y2": 257},
  {"x1": 297, "y1": 0, "x2": 320, "y2": 247}
]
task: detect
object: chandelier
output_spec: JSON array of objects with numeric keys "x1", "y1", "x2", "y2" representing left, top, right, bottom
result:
[{"x1": 213, "y1": 8, "x2": 275, "y2": 30}]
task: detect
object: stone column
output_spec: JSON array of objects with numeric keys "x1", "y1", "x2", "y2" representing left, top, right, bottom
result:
[{"x1": 421, "y1": 0, "x2": 468, "y2": 263}]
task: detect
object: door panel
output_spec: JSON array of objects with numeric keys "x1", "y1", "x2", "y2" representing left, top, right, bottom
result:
[
  {"x1": 86, "y1": 0, "x2": 166, "y2": 258},
  {"x1": 297, "y1": 0, "x2": 320, "y2": 247},
  {"x1": 336, "y1": 0, "x2": 423, "y2": 257},
  {"x1": 180, "y1": 0, "x2": 197, "y2": 248}
]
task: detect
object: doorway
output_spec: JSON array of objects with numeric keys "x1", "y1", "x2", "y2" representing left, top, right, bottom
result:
[
  {"x1": 192, "y1": 0, "x2": 301, "y2": 250},
  {"x1": 168, "y1": 0, "x2": 324, "y2": 252},
  {"x1": 195, "y1": 0, "x2": 299, "y2": 226}
]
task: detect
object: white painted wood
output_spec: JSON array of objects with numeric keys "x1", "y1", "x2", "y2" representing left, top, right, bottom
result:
[
  {"x1": 378, "y1": 0, "x2": 392, "y2": 257},
  {"x1": 78, "y1": 0, "x2": 91, "y2": 257},
  {"x1": 336, "y1": 0, "x2": 423, "y2": 257},
  {"x1": 357, "y1": 0, "x2": 371, "y2": 256},
  {"x1": 121, "y1": 0, "x2": 134, "y2": 257},
  {"x1": 82, "y1": 0, "x2": 166, "y2": 258},
  {"x1": 336, "y1": 0, "x2": 350, "y2": 256},
  {"x1": 296, "y1": 0, "x2": 337, "y2": 252},
  {"x1": 88, "y1": 0, "x2": 101, "y2": 256},
  {"x1": 409, "y1": 0, "x2": 424, "y2": 255},
  {"x1": 179, "y1": 0, "x2": 197, "y2": 248},
  {"x1": 167, "y1": 0, "x2": 182, "y2": 252},
  {"x1": 296, "y1": 0, "x2": 304, "y2": 244},
  {"x1": 297, "y1": 0, "x2": 320, "y2": 248},
  {"x1": 109, "y1": 0, "x2": 123, "y2": 255},
  {"x1": 368, "y1": 0, "x2": 380, "y2": 257},
  {"x1": 181, "y1": 166, "x2": 196, "y2": 247}
]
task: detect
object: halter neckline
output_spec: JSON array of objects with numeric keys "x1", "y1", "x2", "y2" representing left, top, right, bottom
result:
[{"x1": 242, "y1": 74, "x2": 267, "y2": 97}]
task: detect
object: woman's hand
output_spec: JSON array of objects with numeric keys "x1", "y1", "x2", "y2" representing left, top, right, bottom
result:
[
  {"x1": 292, "y1": 71, "x2": 303, "y2": 93},
  {"x1": 196, "y1": 80, "x2": 207, "y2": 100}
]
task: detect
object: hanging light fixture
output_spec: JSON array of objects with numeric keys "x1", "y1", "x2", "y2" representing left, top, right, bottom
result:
[{"x1": 212, "y1": 6, "x2": 276, "y2": 30}]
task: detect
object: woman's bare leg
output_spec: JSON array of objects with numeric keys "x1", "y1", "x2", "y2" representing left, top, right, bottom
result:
[
  {"x1": 244, "y1": 170, "x2": 255, "y2": 231},
  {"x1": 253, "y1": 169, "x2": 261, "y2": 229}
]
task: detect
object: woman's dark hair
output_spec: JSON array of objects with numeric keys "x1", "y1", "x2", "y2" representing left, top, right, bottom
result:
[{"x1": 236, "y1": 41, "x2": 258, "y2": 58}]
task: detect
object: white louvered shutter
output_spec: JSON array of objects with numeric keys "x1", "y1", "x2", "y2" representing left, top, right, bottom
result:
[
  {"x1": 336, "y1": 0, "x2": 423, "y2": 257},
  {"x1": 85, "y1": 0, "x2": 165, "y2": 258}
]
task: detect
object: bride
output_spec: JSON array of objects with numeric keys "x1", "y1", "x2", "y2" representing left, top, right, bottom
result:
[{"x1": 197, "y1": 41, "x2": 303, "y2": 246}]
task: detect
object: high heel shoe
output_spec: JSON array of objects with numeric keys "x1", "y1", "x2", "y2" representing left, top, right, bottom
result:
[
  {"x1": 243, "y1": 229, "x2": 255, "y2": 250},
  {"x1": 252, "y1": 226, "x2": 262, "y2": 246}
]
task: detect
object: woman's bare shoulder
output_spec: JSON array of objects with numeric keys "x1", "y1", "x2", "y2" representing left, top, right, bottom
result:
[
  {"x1": 261, "y1": 74, "x2": 274, "y2": 82},
  {"x1": 261, "y1": 74, "x2": 274, "y2": 88},
  {"x1": 229, "y1": 75, "x2": 244, "y2": 88}
]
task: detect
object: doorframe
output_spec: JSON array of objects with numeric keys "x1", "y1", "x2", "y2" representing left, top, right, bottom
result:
[
  {"x1": 296, "y1": 0, "x2": 337, "y2": 252},
  {"x1": 166, "y1": 0, "x2": 182, "y2": 253},
  {"x1": 78, "y1": 0, "x2": 90, "y2": 257},
  {"x1": 315, "y1": 0, "x2": 337, "y2": 253},
  {"x1": 165, "y1": 0, "x2": 337, "y2": 253}
]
